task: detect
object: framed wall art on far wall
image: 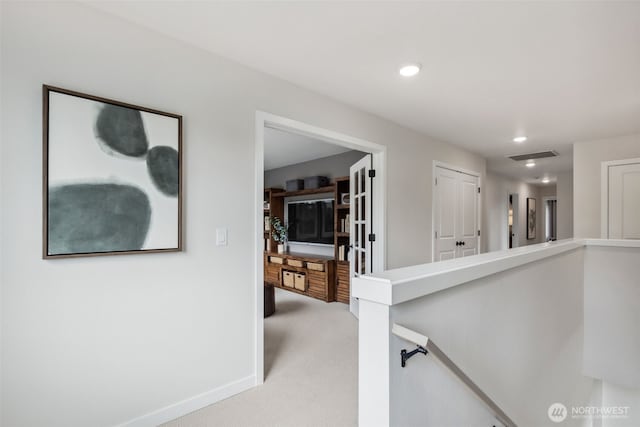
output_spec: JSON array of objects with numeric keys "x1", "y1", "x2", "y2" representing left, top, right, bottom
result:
[
  {"x1": 527, "y1": 197, "x2": 536, "y2": 240},
  {"x1": 42, "y1": 85, "x2": 183, "y2": 258}
]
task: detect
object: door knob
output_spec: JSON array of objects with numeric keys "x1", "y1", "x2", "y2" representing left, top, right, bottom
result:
[{"x1": 461, "y1": 241, "x2": 465, "y2": 246}]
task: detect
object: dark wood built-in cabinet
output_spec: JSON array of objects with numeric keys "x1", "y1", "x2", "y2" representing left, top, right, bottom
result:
[
  {"x1": 263, "y1": 176, "x2": 351, "y2": 304},
  {"x1": 264, "y1": 252, "x2": 335, "y2": 302}
]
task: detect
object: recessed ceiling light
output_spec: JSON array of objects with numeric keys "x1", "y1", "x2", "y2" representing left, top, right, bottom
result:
[
  {"x1": 542, "y1": 177, "x2": 550, "y2": 184},
  {"x1": 525, "y1": 160, "x2": 536, "y2": 168},
  {"x1": 513, "y1": 136, "x2": 527, "y2": 143},
  {"x1": 399, "y1": 63, "x2": 421, "y2": 77}
]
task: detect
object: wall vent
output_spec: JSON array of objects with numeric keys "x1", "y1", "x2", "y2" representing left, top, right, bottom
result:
[{"x1": 508, "y1": 151, "x2": 558, "y2": 161}]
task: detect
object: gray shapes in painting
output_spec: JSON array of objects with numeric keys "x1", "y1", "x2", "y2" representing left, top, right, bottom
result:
[
  {"x1": 146, "y1": 146, "x2": 179, "y2": 197},
  {"x1": 48, "y1": 183, "x2": 151, "y2": 255},
  {"x1": 96, "y1": 104, "x2": 149, "y2": 157}
]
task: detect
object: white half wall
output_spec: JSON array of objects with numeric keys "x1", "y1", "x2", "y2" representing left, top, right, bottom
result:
[
  {"x1": 390, "y1": 248, "x2": 593, "y2": 426},
  {"x1": 574, "y1": 133, "x2": 640, "y2": 238},
  {"x1": 0, "y1": 3, "x2": 486, "y2": 426}
]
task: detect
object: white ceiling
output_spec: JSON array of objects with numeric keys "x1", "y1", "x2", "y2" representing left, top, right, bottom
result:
[
  {"x1": 486, "y1": 145, "x2": 572, "y2": 185},
  {"x1": 89, "y1": 1, "x2": 640, "y2": 181},
  {"x1": 264, "y1": 127, "x2": 350, "y2": 171}
]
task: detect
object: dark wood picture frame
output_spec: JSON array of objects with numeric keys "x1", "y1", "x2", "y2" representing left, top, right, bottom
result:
[
  {"x1": 527, "y1": 197, "x2": 536, "y2": 240},
  {"x1": 42, "y1": 84, "x2": 183, "y2": 259}
]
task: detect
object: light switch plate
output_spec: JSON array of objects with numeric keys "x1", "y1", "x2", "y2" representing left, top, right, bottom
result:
[{"x1": 216, "y1": 228, "x2": 228, "y2": 246}]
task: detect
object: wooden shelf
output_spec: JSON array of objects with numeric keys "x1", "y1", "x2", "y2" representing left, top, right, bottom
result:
[
  {"x1": 264, "y1": 251, "x2": 335, "y2": 263},
  {"x1": 271, "y1": 185, "x2": 335, "y2": 198},
  {"x1": 334, "y1": 176, "x2": 351, "y2": 304},
  {"x1": 264, "y1": 187, "x2": 284, "y2": 252}
]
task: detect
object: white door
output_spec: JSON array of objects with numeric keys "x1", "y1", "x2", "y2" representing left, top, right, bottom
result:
[
  {"x1": 608, "y1": 161, "x2": 640, "y2": 239},
  {"x1": 434, "y1": 166, "x2": 480, "y2": 261},
  {"x1": 349, "y1": 154, "x2": 373, "y2": 317}
]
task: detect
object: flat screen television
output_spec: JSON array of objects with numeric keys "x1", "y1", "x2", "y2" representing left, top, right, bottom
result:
[{"x1": 287, "y1": 199, "x2": 334, "y2": 245}]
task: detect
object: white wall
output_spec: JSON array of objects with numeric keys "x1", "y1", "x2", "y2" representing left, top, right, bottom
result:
[
  {"x1": 574, "y1": 133, "x2": 640, "y2": 238},
  {"x1": 264, "y1": 150, "x2": 366, "y2": 188},
  {"x1": 0, "y1": 3, "x2": 486, "y2": 426},
  {"x1": 557, "y1": 171, "x2": 574, "y2": 240},
  {"x1": 485, "y1": 172, "x2": 545, "y2": 252}
]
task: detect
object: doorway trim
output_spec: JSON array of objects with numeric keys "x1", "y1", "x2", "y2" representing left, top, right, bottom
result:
[
  {"x1": 255, "y1": 111, "x2": 387, "y2": 384},
  {"x1": 600, "y1": 157, "x2": 640, "y2": 238},
  {"x1": 431, "y1": 161, "x2": 482, "y2": 262}
]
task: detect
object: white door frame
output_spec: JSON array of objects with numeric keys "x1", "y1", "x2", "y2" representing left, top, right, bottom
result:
[
  {"x1": 254, "y1": 111, "x2": 387, "y2": 384},
  {"x1": 431, "y1": 161, "x2": 482, "y2": 262},
  {"x1": 601, "y1": 157, "x2": 640, "y2": 238}
]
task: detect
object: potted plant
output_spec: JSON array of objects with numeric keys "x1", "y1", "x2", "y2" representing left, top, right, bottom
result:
[{"x1": 271, "y1": 216, "x2": 288, "y2": 254}]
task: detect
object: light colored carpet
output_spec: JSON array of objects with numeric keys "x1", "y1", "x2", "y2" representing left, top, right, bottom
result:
[{"x1": 162, "y1": 288, "x2": 358, "y2": 427}]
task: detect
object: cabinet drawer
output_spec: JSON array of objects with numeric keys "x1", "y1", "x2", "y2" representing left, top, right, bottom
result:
[
  {"x1": 269, "y1": 256, "x2": 284, "y2": 264},
  {"x1": 307, "y1": 262, "x2": 325, "y2": 272},
  {"x1": 282, "y1": 270, "x2": 295, "y2": 288},
  {"x1": 287, "y1": 259, "x2": 305, "y2": 268}
]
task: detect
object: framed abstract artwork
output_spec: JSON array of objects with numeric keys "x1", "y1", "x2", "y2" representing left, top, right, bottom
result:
[
  {"x1": 42, "y1": 85, "x2": 182, "y2": 258},
  {"x1": 527, "y1": 197, "x2": 536, "y2": 240}
]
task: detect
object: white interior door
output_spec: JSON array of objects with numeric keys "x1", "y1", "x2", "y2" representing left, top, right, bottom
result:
[
  {"x1": 608, "y1": 162, "x2": 640, "y2": 239},
  {"x1": 350, "y1": 154, "x2": 372, "y2": 317},
  {"x1": 434, "y1": 167, "x2": 458, "y2": 261},
  {"x1": 434, "y1": 166, "x2": 479, "y2": 261},
  {"x1": 459, "y1": 172, "x2": 479, "y2": 257}
]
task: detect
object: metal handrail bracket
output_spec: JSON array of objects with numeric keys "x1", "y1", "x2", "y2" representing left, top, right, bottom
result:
[{"x1": 392, "y1": 323, "x2": 518, "y2": 427}]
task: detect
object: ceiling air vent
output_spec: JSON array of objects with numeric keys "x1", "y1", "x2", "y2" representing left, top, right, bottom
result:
[{"x1": 508, "y1": 151, "x2": 558, "y2": 161}]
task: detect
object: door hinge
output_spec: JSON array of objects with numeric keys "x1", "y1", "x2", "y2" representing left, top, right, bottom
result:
[
  {"x1": 368, "y1": 233, "x2": 376, "y2": 242},
  {"x1": 478, "y1": 230, "x2": 481, "y2": 236},
  {"x1": 478, "y1": 187, "x2": 481, "y2": 194},
  {"x1": 435, "y1": 177, "x2": 438, "y2": 185},
  {"x1": 368, "y1": 169, "x2": 376, "y2": 178},
  {"x1": 435, "y1": 231, "x2": 438, "y2": 239}
]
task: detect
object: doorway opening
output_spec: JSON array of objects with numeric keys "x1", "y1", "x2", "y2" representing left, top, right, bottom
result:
[
  {"x1": 255, "y1": 112, "x2": 386, "y2": 384},
  {"x1": 544, "y1": 197, "x2": 558, "y2": 242},
  {"x1": 508, "y1": 193, "x2": 519, "y2": 249}
]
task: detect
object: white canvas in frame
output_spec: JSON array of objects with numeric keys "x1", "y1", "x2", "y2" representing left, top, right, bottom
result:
[{"x1": 44, "y1": 86, "x2": 182, "y2": 258}]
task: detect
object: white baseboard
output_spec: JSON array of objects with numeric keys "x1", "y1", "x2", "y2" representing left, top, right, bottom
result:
[{"x1": 116, "y1": 375, "x2": 256, "y2": 427}]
